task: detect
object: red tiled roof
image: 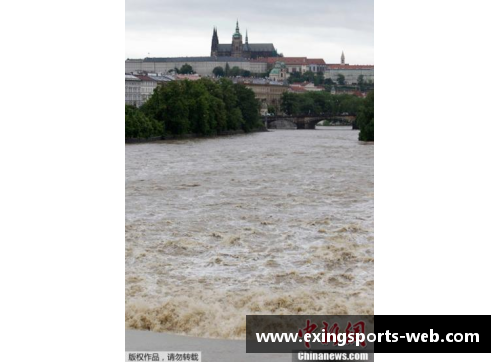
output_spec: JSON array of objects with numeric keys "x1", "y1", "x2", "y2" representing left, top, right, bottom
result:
[
  {"x1": 289, "y1": 85, "x2": 307, "y2": 93},
  {"x1": 306, "y1": 58, "x2": 326, "y2": 65},
  {"x1": 289, "y1": 83, "x2": 325, "y2": 92},
  {"x1": 266, "y1": 57, "x2": 308, "y2": 65},
  {"x1": 265, "y1": 57, "x2": 327, "y2": 66},
  {"x1": 134, "y1": 75, "x2": 155, "y2": 81}
]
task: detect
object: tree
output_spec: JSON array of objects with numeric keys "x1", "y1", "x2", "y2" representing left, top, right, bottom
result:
[
  {"x1": 179, "y1": 63, "x2": 194, "y2": 74},
  {"x1": 302, "y1": 71, "x2": 315, "y2": 82},
  {"x1": 357, "y1": 91, "x2": 374, "y2": 142},
  {"x1": 225, "y1": 62, "x2": 230, "y2": 76},
  {"x1": 233, "y1": 83, "x2": 261, "y2": 131},
  {"x1": 337, "y1": 74, "x2": 346, "y2": 85},
  {"x1": 281, "y1": 92, "x2": 300, "y2": 115},
  {"x1": 357, "y1": 75, "x2": 365, "y2": 91},
  {"x1": 133, "y1": 77, "x2": 263, "y2": 137},
  {"x1": 241, "y1": 70, "x2": 251, "y2": 77},
  {"x1": 212, "y1": 66, "x2": 224, "y2": 77},
  {"x1": 228, "y1": 66, "x2": 241, "y2": 77},
  {"x1": 141, "y1": 81, "x2": 190, "y2": 135},
  {"x1": 125, "y1": 105, "x2": 163, "y2": 139},
  {"x1": 280, "y1": 91, "x2": 363, "y2": 117},
  {"x1": 314, "y1": 71, "x2": 325, "y2": 85}
]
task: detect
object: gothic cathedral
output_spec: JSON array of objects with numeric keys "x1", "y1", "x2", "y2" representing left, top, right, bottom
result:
[{"x1": 210, "y1": 21, "x2": 278, "y2": 59}]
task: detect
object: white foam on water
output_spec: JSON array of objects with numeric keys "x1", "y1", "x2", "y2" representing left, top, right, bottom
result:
[{"x1": 126, "y1": 129, "x2": 374, "y2": 338}]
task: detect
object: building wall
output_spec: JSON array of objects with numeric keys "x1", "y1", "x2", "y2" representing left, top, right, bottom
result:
[
  {"x1": 324, "y1": 68, "x2": 374, "y2": 84},
  {"x1": 126, "y1": 59, "x2": 268, "y2": 76},
  {"x1": 249, "y1": 62, "x2": 267, "y2": 74},
  {"x1": 286, "y1": 65, "x2": 308, "y2": 74},
  {"x1": 126, "y1": 60, "x2": 143, "y2": 73},
  {"x1": 125, "y1": 77, "x2": 141, "y2": 106},
  {"x1": 140, "y1": 80, "x2": 157, "y2": 103},
  {"x1": 245, "y1": 84, "x2": 288, "y2": 114},
  {"x1": 308, "y1": 64, "x2": 327, "y2": 73}
]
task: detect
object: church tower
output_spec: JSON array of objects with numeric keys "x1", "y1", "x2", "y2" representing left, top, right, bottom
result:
[
  {"x1": 211, "y1": 27, "x2": 219, "y2": 57},
  {"x1": 341, "y1": 51, "x2": 345, "y2": 65},
  {"x1": 231, "y1": 20, "x2": 243, "y2": 58}
]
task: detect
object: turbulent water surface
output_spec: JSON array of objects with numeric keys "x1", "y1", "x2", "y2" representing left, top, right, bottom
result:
[{"x1": 126, "y1": 127, "x2": 374, "y2": 339}]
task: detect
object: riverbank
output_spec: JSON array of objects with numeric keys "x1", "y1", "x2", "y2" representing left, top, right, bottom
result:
[{"x1": 125, "y1": 127, "x2": 268, "y2": 143}]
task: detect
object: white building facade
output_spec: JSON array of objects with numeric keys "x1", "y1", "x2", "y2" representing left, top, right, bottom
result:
[
  {"x1": 324, "y1": 65, "x2": 374, "y2": 84},
  {"x1": 134, "y1": 75, "x2": 158, "y2": 104},
  {"x1": 125, "y1": 75, "x2": 141, "y2": 106},
  {"x1": 126, "y1": 57, "x2": 268, "y2": 77}
]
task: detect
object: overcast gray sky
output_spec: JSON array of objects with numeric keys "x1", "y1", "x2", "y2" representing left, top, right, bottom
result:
[{"x1": 126, "y1": 0, "x2": 374, "y2": 64}]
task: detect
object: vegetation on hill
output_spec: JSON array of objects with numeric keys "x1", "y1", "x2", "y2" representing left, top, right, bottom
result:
[
  {"x1": 337, "y1": 74, "x2": 345, "y2": 85},
  {"x1": 176, "y1": 64, "x2": 194, "y2": 74},
  {"x1": 212, "y1": 66, "x2": 225, "y2": 77},
  {"x1": 125, "y1": 79, "x2": 262, "y2": 139},
  {"x1": 288, "y1": 71, "x2": 325, "y2": 86},
  {"x1": 287, "y1": 71, "x2": 373, "y2": 93},
  {"x1": 212, "y1": 65, "x2": 252, "y2": 78}
]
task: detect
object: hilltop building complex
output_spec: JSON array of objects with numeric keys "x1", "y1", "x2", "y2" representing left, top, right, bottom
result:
[
  {"x1": 210, "y1": 21, "x2": 278, "y2": 59},
  {"x1": 125, "y1": 22, "x2": 374, "y2": 108}
]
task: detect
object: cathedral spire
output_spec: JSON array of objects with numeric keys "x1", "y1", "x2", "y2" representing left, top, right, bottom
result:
[
  {"x1": 341, "y1": 51, "x2": 345, "y2": 65},
  {"x1": 245, "y1": 29, "x2": 248, "y2": 44},
  {"x1": 235, "y1": 20, "x2": 240, "y2": 34},
  {"x1": 211, "y1": 26, "x2": 219, "y2": 56}
]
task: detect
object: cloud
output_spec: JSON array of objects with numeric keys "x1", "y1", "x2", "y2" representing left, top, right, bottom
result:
[{"x1": 125, "y1": 0, "x2": 374, "y2": 64}]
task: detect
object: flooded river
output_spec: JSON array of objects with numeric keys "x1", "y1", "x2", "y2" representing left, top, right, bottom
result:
[{"x1": 125, "y1": 127, "x2": 374, "y2": 339}]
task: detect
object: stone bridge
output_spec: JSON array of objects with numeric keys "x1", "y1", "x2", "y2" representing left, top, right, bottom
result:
[{"x1": 262, "y1": 115, "x2": 356, "y2": 129}]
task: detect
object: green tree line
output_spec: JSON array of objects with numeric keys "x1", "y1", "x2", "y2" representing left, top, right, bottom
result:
[
  {"x1": 125, "y1": 78, "x2": 262, "y2": 139},
  {"x1": 281, "y1": 90, "x2": 374, "y2": 142},
  {"x1": 281, "y1": 91, "x2": 364, "y2": 116},
  {"x1": 213, "y1": 64, "x2": 253, "y2": 78}
]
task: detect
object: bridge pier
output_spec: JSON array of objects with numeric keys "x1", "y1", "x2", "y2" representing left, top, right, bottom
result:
[{"x1": 297, "y1": 122, "x2": 316, "y2": 129}]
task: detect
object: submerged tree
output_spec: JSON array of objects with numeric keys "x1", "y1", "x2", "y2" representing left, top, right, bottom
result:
[
  {"x1": 125, "y1": 105, "x2": 163, "y2": 139},
  {"x1": 357, "y1": 91, "x2": 374, "y2": 142}
]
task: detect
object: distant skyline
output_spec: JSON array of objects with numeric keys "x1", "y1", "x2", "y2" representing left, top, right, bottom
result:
[{"x1": 126, "y1": 0, "x2": 374, "y2": 65}]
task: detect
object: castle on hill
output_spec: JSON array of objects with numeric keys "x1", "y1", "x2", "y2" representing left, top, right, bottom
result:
[{"x1": 210, "y1": 20, "x2": 279, "y2": 59}]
